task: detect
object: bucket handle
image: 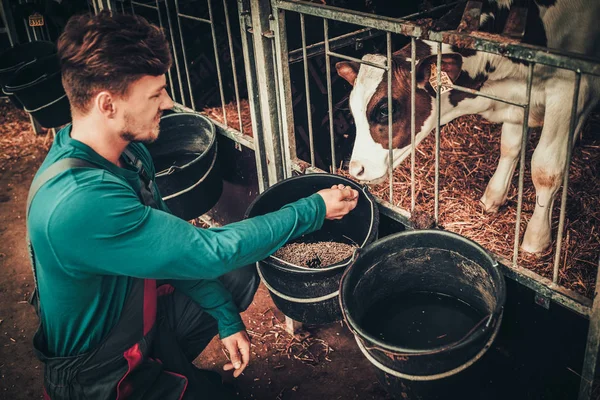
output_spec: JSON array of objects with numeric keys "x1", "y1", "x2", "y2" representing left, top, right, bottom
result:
[
  {"x1": 358, "y1": 312, "x2": 493, "y2": 358},
  {"x1": 161, "y1": 145, "x2": 218, "y2": 201},
  {"x1": 256, "y1": 264, "x2": 339, "y2": 304}
]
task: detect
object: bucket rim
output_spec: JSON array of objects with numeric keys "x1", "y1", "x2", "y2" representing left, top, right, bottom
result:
[
  {"x1": 244, "y1": 173, "x2": 379, "y2": 274},
  {"x1": 339, "y1": 229, "x2": 506, "y2": 356},
  {"x1": 153, "y1": 112, "x2": 217, "y2": 177},
  {"x1": 0, "y1": 41, "x2": 56, "y2": 73},
  {"x1": 3, "y1": 55, "x2": 61, "y2": 92}
]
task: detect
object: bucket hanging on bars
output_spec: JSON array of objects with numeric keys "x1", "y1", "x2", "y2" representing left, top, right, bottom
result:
[
  {"x1": 0, "y1": 41, "x2": 57, "y2": 110},
  {"x1": 340, "y1": 229, "x2": 506, "y2": 399},
  {"x1": 3, "y1": 54, "x2": 71, "y2": 128},
  {"x1": 146, "y1": 113, "x2": 223, "y2": 220},
  {"x1": 245, "y1": 173, "x2": 379, "y2": 324}
]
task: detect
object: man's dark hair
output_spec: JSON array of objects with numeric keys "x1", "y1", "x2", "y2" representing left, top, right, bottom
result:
[{"x1": 58, "y1": 11, "x2": 172, "y2": 114}]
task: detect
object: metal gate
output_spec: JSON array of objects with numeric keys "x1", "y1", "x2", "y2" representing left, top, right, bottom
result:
[{"x1": 78, "y1": 1, "x2": 600, "y2": 398}]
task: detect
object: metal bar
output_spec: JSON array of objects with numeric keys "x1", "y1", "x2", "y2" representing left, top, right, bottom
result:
[
  {"x1": 153, "y1": 0, "x2": 176, "y2": 99},
  {"x1": 288, "y1": 27, "x2": 383, "y2": 64},
  {"x1": 173, "y1": 0, "x2": 196, "y2": 110},
  {"x1": 237, "y1": 0, "x2": 269, "y2": 192},
  {"x1": 23, "y1": 19, "x2": 31, "y2": 42},
  {"x1": 398, "y1": 1, "x2": 459, "y2": 21},
  {"x1": 387, "y1": 32, "x2": 393, "y2": 204},
  {"x1": 327, "y1": 51, "x2": 387, "y2": 70},
  {"x1": 0, "y1": 0, "x2": 18, "y2": 46},
  {"x1": 207, "y1": 0, "x2": 228, "y2": 126},
  {"x1": 449, "y1": 82, "x2": 528, "y2": 108},
  {"x1": 324, "y1": 19, "x2": 336, "y2": 174},
  {"x1": 428, "y1": 31, "x2": 600, "y2": 77},
  {"x1": 275, "y1": 0, "x2": 421, "y2": 37},
  {"x1": 222, "y1": 0, "x2": 243, "y2": 134},
  {"x1": 177, "y1": 12, "x2": 211, "y2": 24},
  {"x1": 410, "y1": 37, "x2": 416, "y2": 212},
  {"x1": 512, "y1": 62, "x2": 534, "y2": 266},
  {"x1": 300, "y1": 14, "x2": 315, "y2": 166},
  {"x1": 249, "y1": 0, "x2": 285, "y2": 186},
  {"x1": 552, "y1": 72, "x2": 581, "y2": 283},
  {"x1": 578, "y1": 256, "x2": 600, "y2": 400},
  {"x1": 164, "y1": 0, "x2": 186, "y2": 106},
  {"x1": 131, "y1": 1, "x2": 158, "y2": 10},
  {"x1": 173, "y1": 102, "x2": 255, "y2": 149},
  {"x1": 435, "y1": 43, "x2": 442, "y2": 223}
]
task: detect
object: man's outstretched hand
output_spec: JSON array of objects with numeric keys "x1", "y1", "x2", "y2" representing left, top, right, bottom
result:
[
  {"x1": 317, "y1": 184, "x2": 359, "y2": 220},
  {"x1": 222, "y1": 330, "x2": 250, "y2": 378}
]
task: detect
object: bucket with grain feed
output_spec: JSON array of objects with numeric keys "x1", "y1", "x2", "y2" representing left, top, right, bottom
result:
[{"x1": 245, "y1": 173, "x2": 379, "y2": 324}]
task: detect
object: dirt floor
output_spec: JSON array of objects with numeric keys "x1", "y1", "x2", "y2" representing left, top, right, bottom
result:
[{"x1": 0, "y1": 99, "x2": 391, "y2": 400}]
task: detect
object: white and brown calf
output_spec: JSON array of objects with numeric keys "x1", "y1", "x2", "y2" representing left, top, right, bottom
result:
[{"x1": 336, "y1": 0, "x2": 600, "y2": 253}]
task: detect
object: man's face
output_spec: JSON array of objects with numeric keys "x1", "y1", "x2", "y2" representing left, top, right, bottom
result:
[{"x1": 116, "y1": 74, "x2": 174, "y2": 143}]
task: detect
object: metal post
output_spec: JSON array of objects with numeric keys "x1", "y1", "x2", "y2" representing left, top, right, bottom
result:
[
  {"x1": 1, "y1": 0, "x2": 19, "y2": 46},
  {"x1": 410, "y1": 37, "x2": 416, "y2": 212},
  {"x1": 512, "y1": 62, "x2": 534, "y2": 266},
  {"x1": 386, "y1": 32, "x2": 393, "y2": 204},
  {"x1": 300, "y1": 14, "x2": 315, "y2": 167},
  {"x1": 249, "y1": 0, "x2": 285, "y2": 186},
  {"x1": 434, "y1": 43, "x2": 442, "y2": 223},
  {"x1": 223, "y1": 0, "x2": 244, "y2": 134},
  {"x1": 324, "y1": 19, "x2": 336, "y2": 174},
  {"x1": 552, "y1": 72, "x2": 581, "y2": 283},
  {"x1": 164, "y1": 0, "x2": 186, "y2": 106},
  {"x1": 237, "y1": 0, "x2": 269, "y2": 192},
  {"x1": 173, "y1": 0, "x2": 196, "y2": 110},
  {"x1": 578, "y1": 256, "x2": 600, "y2": 400},
  {"x1": 272, "y1": 6, "x2": 295, "y2": 178}
]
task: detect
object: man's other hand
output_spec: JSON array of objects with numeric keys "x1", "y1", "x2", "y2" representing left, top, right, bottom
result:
[
  {"x1": 222, "y1": 330, "x2": 250, "y2": 378},
  {"x1": 317, "y1": 184, "x2": 359, "y2": 220}
]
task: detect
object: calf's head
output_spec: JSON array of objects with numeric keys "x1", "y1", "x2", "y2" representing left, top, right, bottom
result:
[{"x1": 336, "y1": 51, "x2": 464, "y2": 183}]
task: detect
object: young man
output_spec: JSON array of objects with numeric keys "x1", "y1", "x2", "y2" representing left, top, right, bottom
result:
[{"x1": 27, "y1": 11, "x2": 358, "y2": 400}]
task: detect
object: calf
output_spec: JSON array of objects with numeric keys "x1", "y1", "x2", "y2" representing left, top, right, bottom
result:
[{"x1": 336, "y1": 0, "x2": 600, "y2": 254}]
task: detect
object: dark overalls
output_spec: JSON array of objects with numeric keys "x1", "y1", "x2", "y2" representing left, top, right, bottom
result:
[{"x1": 27, "y1": 153, "x2": 258, "y2": 400}]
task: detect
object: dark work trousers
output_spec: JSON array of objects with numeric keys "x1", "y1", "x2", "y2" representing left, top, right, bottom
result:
[{"x1": 151, "y1": 264, "x2": 259, "y2": 400}]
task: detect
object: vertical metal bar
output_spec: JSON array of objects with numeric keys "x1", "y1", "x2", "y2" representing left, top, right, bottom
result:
[
  {"x1": 552, "y1": 72, "x2": 581, "y2": 283},
  {"x1": 387, "y1": 32, "x2": 393, "y2": 204},
  {"x1": 1, "y1": 0, "x2": 18, "y2": 46},
  {"x1": 435, "y1": 43, "x2": 442, "y2": 223},
  {"x1": 173, "y1": 0, "x2": 196, "y2": 110},
  {"x1": 273, "y1": 6, "x2": 296, "y2": 178},
  {"x1": 153, "y1": 0, "x2": 176, "y2": 98},
  {"x1": 249, "y1": 0, "x2": 285, "y2": 185},
  {"x1": 237, "y1": 0, "x2": 268, "y2": 192},
  {"x1": 223, "y1": 0, "x2": 243, "y2": 133},
  {"x1": 410, "y1": 37, "x2": 416, "y2": 212},
  {"x1": 512, "y1": 62, "x2": 534, "y2": 266},
  {"x1": 92, "y1": 0, "x2": 99, "y2": 15},
  {"x1": 23, "y1": 19, "x2": 32, "y2": 42},
  {"x1": 300, "y1": 14, "x2": 315, "y2": 167},
  {"x1": 164, "y1": 0, "x2": 186, "y2": 106},
  {"x1": 32, "y1": 26, "x2": 38, "y2": 41},
  {"x1": 578, "y1": 256, "x2": 600, "y2": 400},
  {"x1": 207, "y1": 0, "x2": 228, "y2": 125},
  {"x1": 324, "y1": 19, "x2": 336, "y2": 174}
]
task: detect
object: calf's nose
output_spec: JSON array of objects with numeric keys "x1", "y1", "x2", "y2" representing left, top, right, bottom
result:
[{"x1": 349, "y1": 160, "x2": 365, "y2": 178}]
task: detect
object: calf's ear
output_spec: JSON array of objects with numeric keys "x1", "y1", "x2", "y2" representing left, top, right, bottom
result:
[
  {"x1": 336, "y1": 61, "x2": 360, "y2": 86},
  {"x1": 415, "y1": 53, "x2": 463, "y2": 88}
]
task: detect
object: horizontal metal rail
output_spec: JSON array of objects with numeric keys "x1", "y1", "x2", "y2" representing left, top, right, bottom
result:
[
  {"x1": 275, "y1": 0, "x2": 600, "y2": 76},
  {"x1": 288, "y1": 27, "x2": 383, "y2": 64},
  {"x1": 131, "y1": 1, "x2": 157, "y2": 10},
  {"x1": 177, "y1": 12, "x2": 211, "y2": 24},
  {"x1": 327, "y1": 50, "x2": 388, "y2": 69}
]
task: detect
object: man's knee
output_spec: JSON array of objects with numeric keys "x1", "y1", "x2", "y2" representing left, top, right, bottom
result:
[{"x1": 220, "y1": 265, "x2": 259, "y2": 312}]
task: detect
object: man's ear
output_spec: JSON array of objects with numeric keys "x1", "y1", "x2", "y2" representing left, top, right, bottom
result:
[
  {"x1": 415, "y1": 53, "x2": 463, "y2": 88},
  {"x1": 96, "y1": 91, "x2": 116, "y2": 118},
  {"x1": 335, "y1": 61, "x2": 360, "y2": 86}
]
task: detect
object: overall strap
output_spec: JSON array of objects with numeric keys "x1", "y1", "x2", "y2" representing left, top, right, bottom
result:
[
  {"x1": 26, "y1": 158, "x2": 98, "y2": 315},
  {"x1": 121, "y1": 148, "x2": 160, "y2": 209}
]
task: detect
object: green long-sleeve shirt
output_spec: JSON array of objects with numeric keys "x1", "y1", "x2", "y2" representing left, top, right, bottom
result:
[{"x1": 28, "y1": 124, "x2": 326, "y2": 357}]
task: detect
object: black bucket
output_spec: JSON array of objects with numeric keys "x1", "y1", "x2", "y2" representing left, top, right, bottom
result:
[
  {"x1": 146, "y1": 113, "x2": 223, "y2": 221},
  {"x1": 0, "y1": 41, "x2": 57, "y2": 109},
  {"x1": 3, "y1": 54, "x2": 71, "y2": 128},
  {"x1": 245, "y1": 174, "x2": 379, "y2": 324},
  {"x1": 340, "y1": 230, "x2": 505, "y2": 399}
]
